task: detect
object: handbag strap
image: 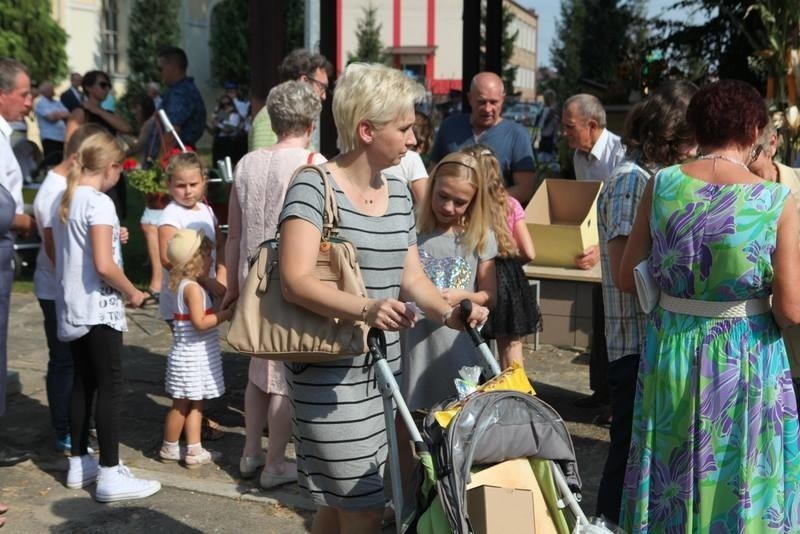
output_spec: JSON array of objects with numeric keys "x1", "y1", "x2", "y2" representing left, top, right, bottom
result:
[{"x1": 287, "y1": 163, "x2": 340, "y2": 240}]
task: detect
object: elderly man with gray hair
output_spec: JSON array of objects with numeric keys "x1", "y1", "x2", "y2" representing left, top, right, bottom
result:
[
  {"x1": 562, "y1": 93, "x2": 626, "y2": 413},
  {"x1": 221, "y1": 80, "x2": 326, "y2": 490},
  {"x1": 0, "y1": 55, "x2": 36, "y2": 528}
]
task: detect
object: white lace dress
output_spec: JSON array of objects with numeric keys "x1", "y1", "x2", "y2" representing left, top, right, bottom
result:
[
  {"x1": 165, "y1": 279, "x2": 225, "y2": 400},
  {"x1": 232, "y1": 146, "x2": 324, "y2": 395}
]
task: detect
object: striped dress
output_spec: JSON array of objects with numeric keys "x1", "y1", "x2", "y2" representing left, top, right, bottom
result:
[
  {"x1": 279, "y1": 168, "x2": 415, "y2": 511},
  {"x1": 165, "y1": 279, "x2": 225, "y2": 400}
]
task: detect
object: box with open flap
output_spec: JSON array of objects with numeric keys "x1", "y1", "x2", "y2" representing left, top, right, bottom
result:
[
  {"x1": 465, "y1": 458, "x2": 558, "y2": 534},
  {"x1": 524, "y1": 179, "x2": 603, "y2": 268}
]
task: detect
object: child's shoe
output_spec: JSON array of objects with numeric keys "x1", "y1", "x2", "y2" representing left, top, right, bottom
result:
[
  {"x1": 184, "y1": 447, "x2": 222, "y2": 469},
  {"x1": 158, "y1": 442, "x2": 182, "y2": 463},
  {"x1": 239, "y1": 451, "x2": 266, "y2": 478},
  {"x1": 66, "y1": 454, "x2": 99, "y2": 489},
  {"x1": 95, "y1": 462, "x2": 161, "y2": 503}
]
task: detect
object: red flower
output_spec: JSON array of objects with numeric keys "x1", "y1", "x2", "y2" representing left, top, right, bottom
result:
[
  {"x1": 122, "y1": 158, "x2": 138, "y2": 171},
  {"x1": 159, "y1": 146, "x2": 195, "y2": 170}
]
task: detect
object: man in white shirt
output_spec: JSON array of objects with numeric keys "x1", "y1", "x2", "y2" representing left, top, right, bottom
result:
[
  {"x1": 0, "y1": 56, "x2": 36, "y2": 525},
  {"x1": 562, "y1": 93, "x2": 626, "y2": 412}
]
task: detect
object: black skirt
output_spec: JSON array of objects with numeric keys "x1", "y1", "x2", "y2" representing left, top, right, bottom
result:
[{"x1": 482, "y1": 257, "x2": 542, "y2": 339}]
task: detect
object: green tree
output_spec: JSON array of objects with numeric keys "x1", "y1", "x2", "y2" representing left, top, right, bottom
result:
[
  {"x1": 0, "y1": 0, "x2": 68, "y2": 82},
  {"x1": 126, "y1": 0, "x2": 180, "y2": 96},
  {"x1": 347, "y1": 3, "x2": 387, "y2": 64},
  {"x1": 550, "y1": 0, "x2": 646, "y2": 102},
  {"x1": 209, "y1": 0, "x2": 248, "y2": 85},
  {"x1": 549, "y1": 0, "x2": 588, "y2": 99},
  {"x1": 285, "y1": 0, "x2": 305, "y2": 54}
]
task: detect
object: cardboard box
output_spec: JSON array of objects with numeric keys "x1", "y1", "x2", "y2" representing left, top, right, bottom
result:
[
  {"x1": 525, "y1": 179, "x2": 603, "y2": 267},
  {"x1": 467, "y1": 485, "x2": 535, "y2": 534},
  {"x1": 466, "y1": 459, "x2": 558, "y2": 534}
]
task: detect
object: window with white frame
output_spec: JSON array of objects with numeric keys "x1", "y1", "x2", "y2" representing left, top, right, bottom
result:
[{"x1": 101, "y1": 0, "x2": 119, "y2": 74}]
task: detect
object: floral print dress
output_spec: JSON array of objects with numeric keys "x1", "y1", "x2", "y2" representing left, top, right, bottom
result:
[{"x1": 621, "y1": 165, "x2": 800, "y2": 533}]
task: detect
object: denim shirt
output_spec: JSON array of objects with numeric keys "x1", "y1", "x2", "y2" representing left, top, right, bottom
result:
[{"x1": 149, "y1": 77, "x2": 206, "y2": 156}]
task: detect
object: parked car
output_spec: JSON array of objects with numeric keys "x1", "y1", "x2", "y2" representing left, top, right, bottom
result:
[{"x1": 502, "y1": 102, "x2": 541, "y2": 127}]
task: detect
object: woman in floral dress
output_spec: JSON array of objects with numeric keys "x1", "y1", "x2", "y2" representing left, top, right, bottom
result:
[{"x1": 618, "y1": 79, "x2": 800, "y2": 532}]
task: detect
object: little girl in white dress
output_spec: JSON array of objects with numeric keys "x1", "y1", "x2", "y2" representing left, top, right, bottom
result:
[{"x1": 159, "y1": 229, "x2": 233, "y2": 468}]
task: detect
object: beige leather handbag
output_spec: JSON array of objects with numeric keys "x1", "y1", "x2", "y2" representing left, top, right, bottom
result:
[{"x1": 226, "y1": 165, "x2": 369, "y2": 362}]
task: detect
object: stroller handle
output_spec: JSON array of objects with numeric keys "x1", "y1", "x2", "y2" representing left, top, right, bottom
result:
[
  {"x1": 367, "y1": 327, "x2": 387, "y2": 360},
  {"x1": 459, "y1": 299, "x2": 484, "y2": 347},
  {"x1": 459, "y1": 299, "x2": 502, "y2": 377}
]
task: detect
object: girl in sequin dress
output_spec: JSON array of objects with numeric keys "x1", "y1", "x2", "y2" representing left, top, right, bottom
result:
[{"x1": 400, "y1": 145, "x2": 497, "y2": 411}]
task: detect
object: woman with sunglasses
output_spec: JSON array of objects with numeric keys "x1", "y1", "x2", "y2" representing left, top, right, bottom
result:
[{"x1": 65, "y1": 70, "x2": 133, "y2": 220}]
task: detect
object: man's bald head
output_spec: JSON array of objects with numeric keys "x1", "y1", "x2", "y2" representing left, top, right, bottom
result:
[{"x1": 468, "y1": 71, "x2": 505, "y2": 132}]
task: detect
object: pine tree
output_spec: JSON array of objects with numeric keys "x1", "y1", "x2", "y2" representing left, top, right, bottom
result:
[
  {"x1": 550, "y1": 0, "x2": 587, "y2": 99},
  {"x1": 126, "y1": 0, "x2": 180, "y2": 97},
  {"x1": 480, "y1": 5, "x2": 520, "y2": 94},
  {"x1": 0, "y1": 0, "x2": 68, "y2": 82},
  {"x1": 210, "y1": 0, "x2": 248, "y2": 85},
  {"x1": 500, "y1": 6, "x2": 519, "y2": 96},
  {"x1": 347, "y1": 3, "x2": 387, "y2": 64}
]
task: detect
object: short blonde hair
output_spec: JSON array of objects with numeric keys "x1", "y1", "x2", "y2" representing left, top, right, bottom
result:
[{"x1": 332, "y1": 63, "x2": 424, "y2": 153}]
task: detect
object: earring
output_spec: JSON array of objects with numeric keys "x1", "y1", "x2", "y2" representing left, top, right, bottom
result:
[{"x1": 748, "y1": 144, "x2": 762, "y2": 164}]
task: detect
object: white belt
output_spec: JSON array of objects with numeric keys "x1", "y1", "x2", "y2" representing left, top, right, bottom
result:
[{"x1": 659, "y1": 293, "x2": 771, "y2": 318}]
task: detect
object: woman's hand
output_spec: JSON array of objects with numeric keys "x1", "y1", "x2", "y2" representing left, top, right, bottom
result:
[
  {"x1": 444, "y1": 302, "x2": 489, "y2": 330},
  {"x1": 365, "y1": 298, "x2": 416, "y2": 331},
  {"x1": 119, "y1": 226, "x2": 129, "y2": 245},
  {"x1": 220, "y1": 288, "x2": 238, "y2": 311}
]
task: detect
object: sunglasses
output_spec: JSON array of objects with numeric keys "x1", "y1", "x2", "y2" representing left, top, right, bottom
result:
[{"x1": 97, "y1": 81, "x2": 111, "y2": 89}]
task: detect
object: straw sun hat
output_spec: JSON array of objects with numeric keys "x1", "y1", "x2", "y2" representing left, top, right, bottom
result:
[{"x1": 167, "y1": 228, "x2": 205, "y2": 268}]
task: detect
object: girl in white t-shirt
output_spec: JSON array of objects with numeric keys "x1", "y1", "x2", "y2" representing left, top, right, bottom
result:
[
  {"x1": 35, "y1": 123, "x2": 105, "y2": 454},
  {"x1": 159, "y1": 229, "x2": 232, "y2": 467},
  {"x1": 157, "y1": 152, "x2": 225, "y2": 324},
  {"x1": 52, "y1": 130, "x2": 160, "y2": 502}
]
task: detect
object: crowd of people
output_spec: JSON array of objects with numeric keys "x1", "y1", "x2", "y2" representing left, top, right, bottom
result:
[{"x1": 1, "y1": 43, "x2": 800, "y2": 533}]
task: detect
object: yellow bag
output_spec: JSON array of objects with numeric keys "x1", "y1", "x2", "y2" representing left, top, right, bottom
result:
[{"x1": 434, "y1": 362, "x2": 535, "y2": 428}]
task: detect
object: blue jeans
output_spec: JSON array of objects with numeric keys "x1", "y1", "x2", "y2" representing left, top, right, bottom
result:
[{"x1": 38, "y1": 299, "x2": 73, "y2": 437}]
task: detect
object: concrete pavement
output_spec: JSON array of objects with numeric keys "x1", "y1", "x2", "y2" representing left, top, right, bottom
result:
[{"x1": 0, "y1": 291, "x2": 611, "y2": 532}]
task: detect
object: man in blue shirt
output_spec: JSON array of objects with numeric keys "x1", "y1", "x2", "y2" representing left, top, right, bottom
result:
[
  {"x1": 152, "y1": 47, "x2": 206, "y2": 154},
  {"x1": 34, "y1": 81, "x2": 70, "y2": 167},
  {"x1": 429, "y1": 72, "x2": 536, "y2": 205}
]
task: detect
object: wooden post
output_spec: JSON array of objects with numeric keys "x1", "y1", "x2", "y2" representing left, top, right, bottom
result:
[
  {"x1": 462, "y1": 0, "x2": 481, "y2": 112},
  {"x1": 248, "y1": 0, "x2": 284, "y2": 117},
  {"x1": 485, "y1": 0, "x2": 502, "y2": 76}
]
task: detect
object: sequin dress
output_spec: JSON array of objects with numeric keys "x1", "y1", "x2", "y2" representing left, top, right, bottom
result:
[
  {"x1": 620, "y1": 166, "x2": 800, "y2": 532},
  {"x1": 400, "y1": 228, "x2": 496, "y2": 411}
]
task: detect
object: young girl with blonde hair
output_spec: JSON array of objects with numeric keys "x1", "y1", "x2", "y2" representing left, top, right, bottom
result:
[
  {"x1": 157, "y1": 152, "x2": 225, "y2": 325},
  {"x1": 52, "y1": 130, "x2": 161, "y2": 502},
  {"x1": 159, "y1": 229, "x2": 232, "y2": 467},
  {"x1": 479, "y1": 147, "x2": 540, "y2": 370},
  {"x1": 401, "y1": 144, "x2": 497, "y2": 411}
]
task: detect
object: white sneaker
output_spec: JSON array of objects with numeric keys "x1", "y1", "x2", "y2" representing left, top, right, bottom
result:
[
  {"x1": 66, "y1": 454, "x2": 99, "y2": 489},
  {"x1": 95, "y1": 462, "x2": 161, "y2": 503}
]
